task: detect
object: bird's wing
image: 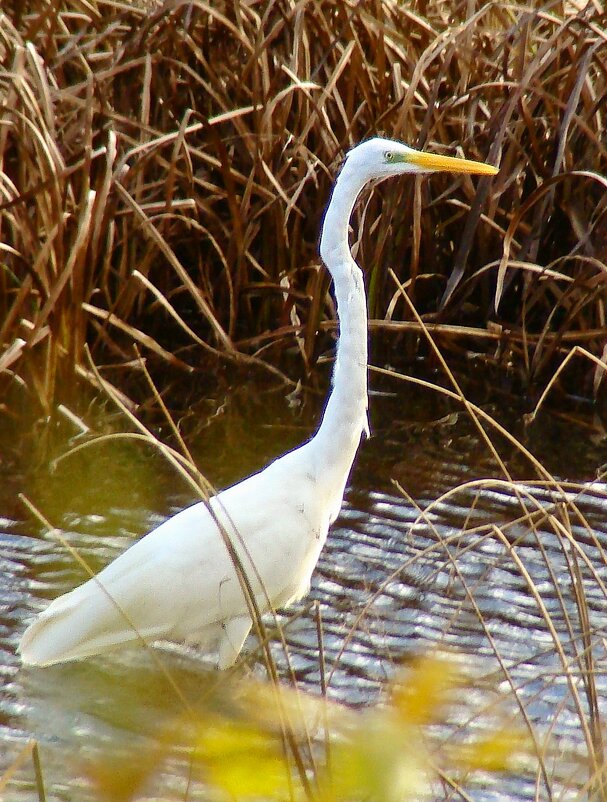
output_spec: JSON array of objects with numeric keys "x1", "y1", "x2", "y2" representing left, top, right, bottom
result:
[
  {"x1": 19, "y1": 500, "x2": 228, "y2": 665},
  {"x1": 19, "y1": 444, "x2": 329, "y2": 666}
]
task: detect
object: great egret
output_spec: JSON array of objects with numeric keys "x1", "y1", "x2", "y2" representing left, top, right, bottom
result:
[{"x1": 19, "y1": 138, "x2": 498, "y2": 669}]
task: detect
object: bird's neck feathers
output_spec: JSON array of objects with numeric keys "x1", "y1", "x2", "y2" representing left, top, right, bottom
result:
[
  {"x1": 310, "y1": 158, "x2": 370, "y2": 490},
  {"x1": 319, "y1": 158, "x2": 369, "y2": 270}
]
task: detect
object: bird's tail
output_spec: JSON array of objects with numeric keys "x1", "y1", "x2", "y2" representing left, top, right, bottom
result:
[{"x1": 19, "y1": 584, "x2": 163, "y2": 666}]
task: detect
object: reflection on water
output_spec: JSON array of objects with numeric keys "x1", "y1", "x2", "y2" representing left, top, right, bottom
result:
[{"x1": 1, "y1": 379, "x2": 607, "y2": 800}]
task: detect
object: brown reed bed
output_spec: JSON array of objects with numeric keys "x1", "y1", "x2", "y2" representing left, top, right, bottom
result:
[
  {"x1": 4, "y1": 3, "x2": 607, "y2": 799},
  {"x1": 0, "y1": 0, "x2": 606, "y2": 415}
]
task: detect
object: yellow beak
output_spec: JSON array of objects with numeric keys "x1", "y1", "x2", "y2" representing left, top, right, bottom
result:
[{"x1": 407, "y1": 150, "x2": 499, "y2": 175}]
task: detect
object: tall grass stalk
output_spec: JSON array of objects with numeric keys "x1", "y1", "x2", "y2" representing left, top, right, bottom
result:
[{"x1": 0, "y1": 1, "x2": 606, "y2": 412}]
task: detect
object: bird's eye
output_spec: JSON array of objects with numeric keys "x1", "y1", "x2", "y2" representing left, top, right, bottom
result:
[{"x1": 384, "y1": 151, "x2": 394, "y2": 162}]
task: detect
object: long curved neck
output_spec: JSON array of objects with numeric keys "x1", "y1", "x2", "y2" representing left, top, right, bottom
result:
[{"x1": 309, "y1": 162, "x2": 370, "y2": 489}]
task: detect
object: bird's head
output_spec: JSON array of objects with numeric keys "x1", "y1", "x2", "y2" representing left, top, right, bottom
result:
[
  {"x1": 343, "y1": 137, "x2": 498, "y2": 182},
  {"x1": 320, "y1": 137, "x2": 498, "y2": 265}
]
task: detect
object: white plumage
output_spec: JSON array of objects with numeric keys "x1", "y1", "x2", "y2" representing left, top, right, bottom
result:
[{"x1": 19, "y1": 138, "x2": 497, "y2": 668}]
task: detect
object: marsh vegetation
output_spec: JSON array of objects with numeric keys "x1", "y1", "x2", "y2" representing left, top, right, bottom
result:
[{"x1": 1, "y1": 1, "x2": 607, "y2": 800}]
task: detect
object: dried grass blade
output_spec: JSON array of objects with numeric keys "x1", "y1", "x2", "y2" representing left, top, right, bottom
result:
[
  {"x1": 82, "y1": 302, "x2": 194, "y2": 371},
  {"x1": 114, "y1": 181, "x2": 234, "y2": 352},
  {"x1": 0, "y1": 337, "x2": 26, "y2": 372},
  {"x1": 31, "y1": 189, "x2": 95, "y2": 340},
  {"x1": 131, "y1": 269, "x2": 220, "y2": 356},
  {"x1": 495, "y1": 171, "x2": 607, "y2": 311}
]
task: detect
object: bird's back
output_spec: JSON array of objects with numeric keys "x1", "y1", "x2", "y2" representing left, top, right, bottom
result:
[{"x1": 19, "y1": 441, "x2": 335, "y2": 667}]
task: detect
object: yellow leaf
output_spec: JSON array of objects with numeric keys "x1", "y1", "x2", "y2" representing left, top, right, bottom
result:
[
  {"x1": 391, "y1": 655, "x2": 459, "y2": 726},
  {"x1": 196, "y1": 716, "x2": 293, "y2": 799},
  {"x1": 452, "y1": 729, "x2": 528, "y2": 773},
  {"x1": 318, "y1": 710, "x2": 429, "y2": 802}
]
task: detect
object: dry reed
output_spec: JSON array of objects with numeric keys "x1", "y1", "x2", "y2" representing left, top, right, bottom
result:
[
  {"x1": 0, "y1": 1, "x2": 606, "y2": 413},
  {"x1": 4, "y1": 3, "x2": 607, "y2": 800}
]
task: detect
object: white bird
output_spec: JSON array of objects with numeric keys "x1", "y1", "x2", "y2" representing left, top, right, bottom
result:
[{"x1": 19, "y1": 138, "x2": 498, "y2": 669}]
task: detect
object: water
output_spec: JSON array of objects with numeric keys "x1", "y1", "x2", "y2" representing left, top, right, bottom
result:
[{"x1": 1, "y1": 376, "x2": 607, "y2": 800}]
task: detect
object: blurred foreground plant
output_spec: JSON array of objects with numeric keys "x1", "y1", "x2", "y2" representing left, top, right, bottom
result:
[{"x1": 85, "y1": 654, "x2": 526, "y2": 802}]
